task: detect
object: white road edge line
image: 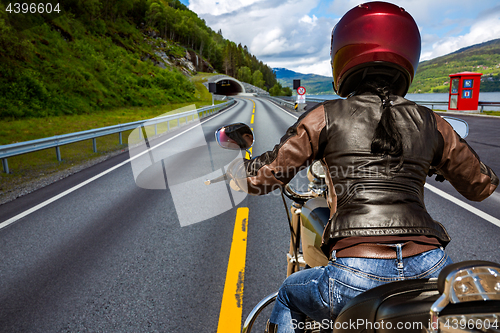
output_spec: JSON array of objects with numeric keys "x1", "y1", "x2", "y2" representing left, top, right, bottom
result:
[
  {"x1": 265, "y1": 98, "x2": 299, "y2": 120},
  {"x1": 424, "y1": 183, "x2": 500, "y2": 228},
  {"x1": 0, "y1": 102, "x2": 239, "y2": 230},
  {"x1": 265, "y1": 97, "x2": 500, "y2": 228}
]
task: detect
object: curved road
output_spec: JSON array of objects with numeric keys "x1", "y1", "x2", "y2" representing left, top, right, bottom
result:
[{"x1": 0, "y1": 97, "x2": 499, "y2": 332}]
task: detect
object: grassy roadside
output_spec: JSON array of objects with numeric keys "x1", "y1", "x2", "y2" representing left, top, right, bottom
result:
[
  {"x1": 482, "y1": 111, "x2": 500, "y2": 116},
  {"x1": 0, "y1": 73, "x2": 221, "y2": 204}
]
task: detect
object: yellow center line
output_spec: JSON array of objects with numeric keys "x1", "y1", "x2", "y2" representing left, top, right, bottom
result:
[
  {"x1": 245, "y1": 147, "x2": 252, "y2": 159},
  {"x1": 217, "y1": 207, "x2": 249, "y2": 333},
  {"x1": 250, "y1": 114, "x2": 254, "y2": 124}
]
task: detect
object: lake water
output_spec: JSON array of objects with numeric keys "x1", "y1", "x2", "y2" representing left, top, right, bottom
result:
[{"x1": 305, "y1": 92, "x2": 500, "y2": 111}]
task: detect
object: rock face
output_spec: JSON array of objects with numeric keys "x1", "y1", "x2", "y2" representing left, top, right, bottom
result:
[
  {"x1": 186, "y1": 50, "x2": 215, "y2": 73},
  {"x1": 143, "y1": 32, "x2": 266, "y2": 95},
  {"x1": 143, "y1": 31, "x2": 216, "y2": 76},
  {"x1": 157, "y1": 49, "x2": 216, "y2": 76}
]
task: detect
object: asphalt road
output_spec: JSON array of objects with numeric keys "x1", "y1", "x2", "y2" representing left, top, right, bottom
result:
[{"x1": 0, "y1": 97, "x2": 499, "y2": 332}]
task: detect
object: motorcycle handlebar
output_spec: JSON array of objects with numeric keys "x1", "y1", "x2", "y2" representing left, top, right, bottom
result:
[
  {"x1": 284, "y1": 184, "x2": 321, "y2": 200},
  {"x1": 204, "y1": 173, "x2": 228, "y2": 185}
]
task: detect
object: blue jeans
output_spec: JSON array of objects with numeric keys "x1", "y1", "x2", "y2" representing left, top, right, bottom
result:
[{"x1": 269, "y1": 247, "x2": 452, "y2": 333}]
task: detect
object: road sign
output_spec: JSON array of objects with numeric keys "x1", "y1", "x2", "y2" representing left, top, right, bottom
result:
[
  {"x1": 293, "y1": 79, "x2": 301, "y2": 90},
  {"x1": 297, "y1": 94, "x2": 306, "y2": 104},
  {"x1": 297, "y1": 86, "x2": 306, "y2": 95}
]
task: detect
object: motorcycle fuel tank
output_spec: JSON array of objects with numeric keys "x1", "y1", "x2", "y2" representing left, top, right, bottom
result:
[{"x1": 300, "y1": 197, "x2": 330, "y2": 267}]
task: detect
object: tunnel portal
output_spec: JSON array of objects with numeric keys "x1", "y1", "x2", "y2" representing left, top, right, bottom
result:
[{"x1": 213, "y1": 78, "x2": 246, "y2": 96}]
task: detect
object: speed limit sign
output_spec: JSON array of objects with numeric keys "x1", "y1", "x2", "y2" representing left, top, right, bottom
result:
[{"x1": 297, "y1": 86, "x2": 306, "y2": 95}]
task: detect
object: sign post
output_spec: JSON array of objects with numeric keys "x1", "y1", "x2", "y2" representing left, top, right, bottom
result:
[
  {"x1": 209, "y1": 82, "x2": 216, "y2": 106},
  {"x1": 295, "y1": 86, "x2": 306, "y2": 112},
  {"x1": 297, "y1": 86, "x2": 306, "y2": 104}
]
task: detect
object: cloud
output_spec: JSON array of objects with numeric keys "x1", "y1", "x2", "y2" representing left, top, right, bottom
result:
[
  {"x1": 295, "y1": 59, "x2": 332, "y2": 77},
  {"x1": 265, "y1": 55, "x2": 332, "y2": 76},
  {"x1": 187, "y1": 0, "x2": 500, "y2": 75},
  {"x1": 189, "y1": 0, "x2": 265, "y2": 16},
  {"x1": 299, "y1": 14, "x2": 318, "y2": 26},
  {"x1": 326, "y1": 1, "x2": 500, "y2": 63},
  {"x1": 188, "y1": 0, "x2": 336, "y2": 75},
  {"x1": 421, "y1": 14, "x2": 500, "y2": 60}
]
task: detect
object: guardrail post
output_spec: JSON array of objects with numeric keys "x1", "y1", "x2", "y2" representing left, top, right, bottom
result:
[
  {"x1": 92, "y1": 138, "x2": 97, "y2": 153},
  {"x1": 119, "y1": 132, "x2": 123, "y2": 145},
  {"x1": 480, "y1": 105, "x2": 484, "y2": 113},
  {"x1": 167, "y1": 121, "x2": 170, "y2": 131},
  {"x1": 56, "y1": 146, "x2": 62, "y2": 161},
  {"x1": 177, "y1": 118, "x2": 180, "y2": 127},
  {"x1": 2, "y1": 158, "x2": 9, "y2": 174}
]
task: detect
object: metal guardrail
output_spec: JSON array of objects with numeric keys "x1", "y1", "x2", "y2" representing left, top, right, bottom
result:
[
  {"x1": 304, "y1": 97, "x2": 329, "y2": 103},
  {"x1": 0, "y1": 100, "x2": 235, "y2": 173},
  {"x1": 267, "y1": 96, "x2": 500, "y2": 112},
  {"x1": 262, "y1": 95, "x2": 295, "y2": 109},
  {"x1": 478, "y1": 101, "x2": 500, "y2": 112},
  {"x1": 394, "y1": 100, "x2": 500, "y2": 112},
  {"x1": 412, "y1": 101, "x2": 449, "y2": 110}
]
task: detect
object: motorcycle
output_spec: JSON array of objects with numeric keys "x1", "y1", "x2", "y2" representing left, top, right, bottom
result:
[{"x1": 207, "y1": 118, "x2": 500, "y2": 333}]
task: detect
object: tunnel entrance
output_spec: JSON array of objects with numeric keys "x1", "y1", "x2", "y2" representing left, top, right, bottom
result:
[{"x1": 213, "y1": 78, "x2": 245, "y2": 96}]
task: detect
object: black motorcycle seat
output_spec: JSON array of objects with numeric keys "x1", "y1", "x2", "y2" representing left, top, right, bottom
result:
[
  {"x1": 334, "y1": 260, "x2": 500, "y2": 332},
  {"x1": 334, "y1": 278, "x2": 438, "y2": 333}
]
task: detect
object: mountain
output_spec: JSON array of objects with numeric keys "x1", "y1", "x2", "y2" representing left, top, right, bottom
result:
[
  {"x1": 409, "y1": 38, "x2": 500, "y2": 93},
  {"x1": 273, "y1": 68, "x2": 333, "y2": 95}
]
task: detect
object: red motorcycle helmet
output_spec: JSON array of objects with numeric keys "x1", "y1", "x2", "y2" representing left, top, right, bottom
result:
[{"x1": 331, "y1": 1, "x2": 421, "y2": 97}]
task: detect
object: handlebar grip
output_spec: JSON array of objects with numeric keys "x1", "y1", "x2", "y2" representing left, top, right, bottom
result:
[{"x1": 204, "y1": 173, "x2": 228, "y2": 185}]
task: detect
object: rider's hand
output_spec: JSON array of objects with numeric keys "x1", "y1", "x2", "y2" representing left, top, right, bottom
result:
[
  {"x1": 226, "y1": 158, "x2": 249, "y2": 193},
  {"x1": 229, "y1": 179, "x2": 242, "y2": 192},
  {"x1": 428, "y1": 167, "x2": 446, "y2": 182}
]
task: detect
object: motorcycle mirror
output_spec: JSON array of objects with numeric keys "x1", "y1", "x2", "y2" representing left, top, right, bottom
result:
[
  {"x1": 215, "y1": 123, "x2": 254, "y2": 150},
  {"x1": 442, "y1": 116, "x2": 469, "y2": 139}
]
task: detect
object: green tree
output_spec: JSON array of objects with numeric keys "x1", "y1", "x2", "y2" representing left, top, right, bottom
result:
[
  {"x1": 282, "y1": 87, "x2": 293, "y2": 96},
  {"x1": 78, "y1": 0, "x2": 102, "y2": 21},
  {"x1": 237, "y1": 66, "x2": 252, "y2": 83},
  {"x1": 269, "y1": 83, "x2": 282, "y2": 96},
  {"x1": 146, "y1": 0, "x2": 163, "y2": 27},
  {"x1": 252, "y1": 70, "x2": 265, "y2": 89}
]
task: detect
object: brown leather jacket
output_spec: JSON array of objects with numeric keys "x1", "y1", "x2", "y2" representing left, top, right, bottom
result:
[{"x1": 238, "y1": 94, "x2": 498, "y2": 248}]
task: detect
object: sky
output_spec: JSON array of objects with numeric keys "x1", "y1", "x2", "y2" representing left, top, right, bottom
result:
[{"x1": 177, "y1": 0, "x2": 500, "y2": 77}]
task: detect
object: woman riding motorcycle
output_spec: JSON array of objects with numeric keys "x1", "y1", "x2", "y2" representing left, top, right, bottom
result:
[{"x1": 229, "y1": 2, "x2": 499, "y2": 332}]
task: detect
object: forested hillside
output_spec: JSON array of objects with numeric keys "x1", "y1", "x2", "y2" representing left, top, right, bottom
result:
[
  {"x1": 410, "y1": 38, "x2": 500, "y2": 93},
  {"x1": 0, "y1": 0, "x2": 280, "y2": 119}
]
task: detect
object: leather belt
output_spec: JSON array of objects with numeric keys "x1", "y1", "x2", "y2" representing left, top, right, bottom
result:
[{"x1": 335, "y1": 242, "x2": 439, "y2": 259}]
